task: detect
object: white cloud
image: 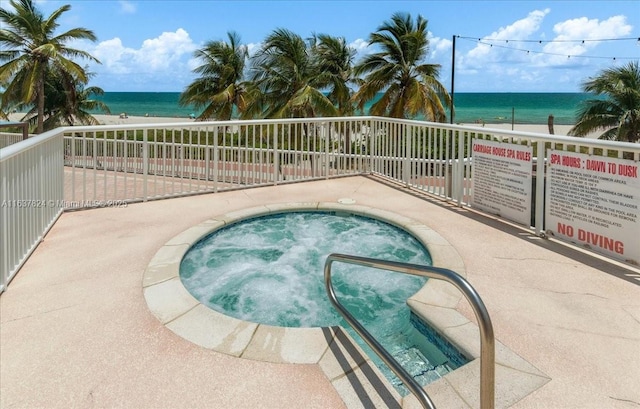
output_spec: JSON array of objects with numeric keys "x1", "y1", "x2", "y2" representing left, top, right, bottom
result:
[
  {"x1": 539, "y1": 15, "x2": 633, "y2": 65},
  {"x1": 82, "y1": 29, "x2": 198, "y2": 91},
  {"x1": 89, "y1": 30, "x2": 196, "y2": 74},
  {"x1": 494, "y1": 8, "x2": 550, "y2": 39},
  {"x1": 467, "y1": 9, "x2": 550, "y2": 63},
  {"x1": 553, "y1": 15, "x2": 632, "y2": 40},
  {"x1": 453, "y1": 9, "x2": 578, "y2": 91},
  {"x1": 91, "y1": 38, "x2": 136, "y2": 74},
  {"x1": 134, "y1": 28, "x2": 196, "y2": 71},
  {"x1": 349, "y1": 38, "x2": 370, "y2": 62},
  {"x1": 450, "y1": 8, "x2": 637, "y2": 92},
  {"x1": 349, "y1": 38, "x2": 369, "y2": 53},
  {"x1": 429, "y1": 33, "x2": 452, "y2": 59},
  {"x1": 118, "y1": 1, "x2": 136, "y2": 14},
  {"x1": 453, "y1": 9, "x2": 633, "y2": 89},
  {"x1": 246, "y1": 42, "x2": 261, "y2": 57}
]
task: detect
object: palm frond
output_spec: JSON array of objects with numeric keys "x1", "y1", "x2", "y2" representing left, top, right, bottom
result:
[
  {"x1": 570, "y1": 61, "x2": 640, "y2": 142},
  {"x1": 352, "y1": 12, "x2": 449, "y2": 121},
  {"x1": 0, "y1": 0, "x2": 101, "y2": 133}
]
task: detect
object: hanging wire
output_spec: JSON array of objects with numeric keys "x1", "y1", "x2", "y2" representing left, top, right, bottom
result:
[
  {"x1": 456, "y1": 35, "x2": 639, "y2": 61},
  {"x1": 458, "y1": 35, "x2": 639, "y2": 43}
]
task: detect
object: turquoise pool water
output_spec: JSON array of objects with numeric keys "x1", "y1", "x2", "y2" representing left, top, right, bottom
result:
[{"x1": 180, "y1": 211, "x2": 463, "y2": 393}]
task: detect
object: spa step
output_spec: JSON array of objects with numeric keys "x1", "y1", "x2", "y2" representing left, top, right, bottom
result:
[{"x1": 319, "y1": 326, "x2": 404, "y2": 409}]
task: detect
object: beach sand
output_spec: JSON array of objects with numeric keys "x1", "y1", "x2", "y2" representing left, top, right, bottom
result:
[
  {"x1": 461, "y1": 122, "x2": 577, "y2": 136},
  {"x1": 8, "y1": 112, "x2": 582, "y2": 137},
  {"x1": 7, "y1": 113, "x2": 195, "y2": 127},
  {"x1": 92, "y1": 114, "x2": 197, "y2": 125},
  {"x1": 91, "y1": 114, "x2": 577, "y2": 136}
]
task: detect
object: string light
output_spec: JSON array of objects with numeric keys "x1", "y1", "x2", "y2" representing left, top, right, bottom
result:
[
  {"x1": 457, "y1": 35, "x2": 639, "y2": 61},
  {"x1": 459, "y1": 35, "x2": 638, "y2": 43}
]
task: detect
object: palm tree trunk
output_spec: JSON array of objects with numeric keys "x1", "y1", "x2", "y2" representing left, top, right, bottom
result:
[{"x1": 37, "y1": 78, "x2": 45, "y2": 134}]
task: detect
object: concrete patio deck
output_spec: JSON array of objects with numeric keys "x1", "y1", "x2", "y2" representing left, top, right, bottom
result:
[{"x1": 1, "y1": 175, "x2": 639, "y2": 408}]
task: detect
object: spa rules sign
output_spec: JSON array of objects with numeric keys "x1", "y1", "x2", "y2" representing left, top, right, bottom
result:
[
  {"x1": 471, "y1": 139, "x2": 533, "y2": 226},
  {"x1": 545, "y1": 150, "x2": 639, "y2": 265}
]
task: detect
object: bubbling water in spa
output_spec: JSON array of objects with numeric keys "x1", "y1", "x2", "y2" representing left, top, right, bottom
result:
[{"x1": 180, "y1": 211, "x2": 461, "y2": 393}]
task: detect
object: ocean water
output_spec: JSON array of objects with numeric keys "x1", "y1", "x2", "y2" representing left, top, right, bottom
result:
[{"x1": 93, "y1": 92, "x2": 594, "y2": 125}]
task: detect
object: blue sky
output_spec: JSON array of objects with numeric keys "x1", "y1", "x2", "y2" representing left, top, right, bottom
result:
[{"x1": 33, "y1": 0, "x2": 640, "y2": 92}]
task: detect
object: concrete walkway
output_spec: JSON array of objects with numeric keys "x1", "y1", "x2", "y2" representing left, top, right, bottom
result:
[{"x1": 1, "y1": 176, "x2": 639, "y2": 408}]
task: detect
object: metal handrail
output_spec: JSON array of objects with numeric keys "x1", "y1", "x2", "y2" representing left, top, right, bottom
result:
[{"x1": 324, "y1": 253, "x2": 495, "y2": 409}]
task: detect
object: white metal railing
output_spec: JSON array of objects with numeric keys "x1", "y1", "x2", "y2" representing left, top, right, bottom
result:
[
  {"x1": 1, "y1": 129, "x2": 64, "y2": 292},
  {"x1": 62, "y1": 118, "x2": 372, "y2": 204},
  {"x1": 0, "y1": 132, "x2": 28, "y2": 149},
  {"x1": 0, "y1": 121, "x2": 30, "y2": 148},
  {"x1": 2, "y1": 116, "x2": 639, "y2": 292}
]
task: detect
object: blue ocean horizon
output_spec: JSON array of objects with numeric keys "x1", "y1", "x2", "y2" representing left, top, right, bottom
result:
[{"x1": 93, "y1": 92, "x2": 594, "y2": 125}]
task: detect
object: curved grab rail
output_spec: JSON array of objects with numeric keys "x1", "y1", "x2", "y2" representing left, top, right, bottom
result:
[{"x1": 324, "y1": 253, "x2": 495, "y2": 409}]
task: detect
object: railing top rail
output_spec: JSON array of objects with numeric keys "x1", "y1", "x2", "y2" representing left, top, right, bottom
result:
[
  {"x1": 0, "y1": 128, "x2": 62, "y2": 161},
  {"x1": 57, "y1": 116, "x2": 639, "y2": 152},
  {"x1": 59, "y1": 116, "x2": 376, "y2": 133},
  {"x1": 376, "y1": 117, "x2": 640, "y2": 150},
  {"x1": 4, "y1": 116, "x2": 638, "y2": 162},
  {"x1": 456, "y1": 125, "x2": 640, "y2": 149},
  {"x1": 324, "y1": 253, "x2": 495, "y2": 409}
]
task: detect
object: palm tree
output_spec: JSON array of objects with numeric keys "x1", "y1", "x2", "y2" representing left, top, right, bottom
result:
[
  {"x1": 569, "y1": 61, "x2": 640, "y2": 143},
  {"x1": 24, "y1": 70, "x2": 110, "y2": 131},
  {"x1": 0, "y1": 0, "x2": 99, "y2": 133},
  {"x1": 250, "y1": 29, "x2": 339, "y2": 178},
  {"x1": 309, "y1": 33, "x2": 359, "y2": 160},
  {"x1": 179, "y1": 31, "x2": 250, "y2": 121},
  {"x1": 352, "y1": 12, "x2": 451, "y2": 121},
  {"x1": 249, "y1": 28, "x2": 338, "y2": 119},
  {"x1": 310, "y1": 33, "x2": 357, "y2": 116},
  {"x1": 0, "y1": 83, "x2": 16, "y2": 120}
]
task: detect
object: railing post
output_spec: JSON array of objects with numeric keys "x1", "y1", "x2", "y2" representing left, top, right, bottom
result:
[
  {"x1": 325, "y1": 122, "x2": 331, "y2": 179},
  {"x1": 371, "y1": 120, "x2": 378, "y2": 174},
  {"x1": 445, "y1": 129, "x2": 451, "y2": 199},
  {"x1": 455, "y1": 129, "x2": 465, "y2": 206},
  {"x1": 273, "y1": 124, "x2": 279, "y2": 185},
  {"x1": 142, "y1": 129, "x2": 148, "y2": 201},
  {"x1": 403, "y1": 123, "x2": 411, "y2": 187},
  {"x1": 535, "y1": 140, "x2": 545, "y2": 235},
  {"x1": 205, "y1": 126, "x2": 210, "y2": 182},
  {"x1": 213, "y1": 126, "x2": 219, "y2": 193},
  {"x1": 82, "y1": 135, "x2": 88, "y2": 203}
]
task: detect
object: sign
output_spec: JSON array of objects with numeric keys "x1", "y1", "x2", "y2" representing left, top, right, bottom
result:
[
  {"x1": 545, "y1": 150, "x2": 639, "y2": 265},
  {"x1": 471, "y1": 139, "x2": 533, "y2": 226}
]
